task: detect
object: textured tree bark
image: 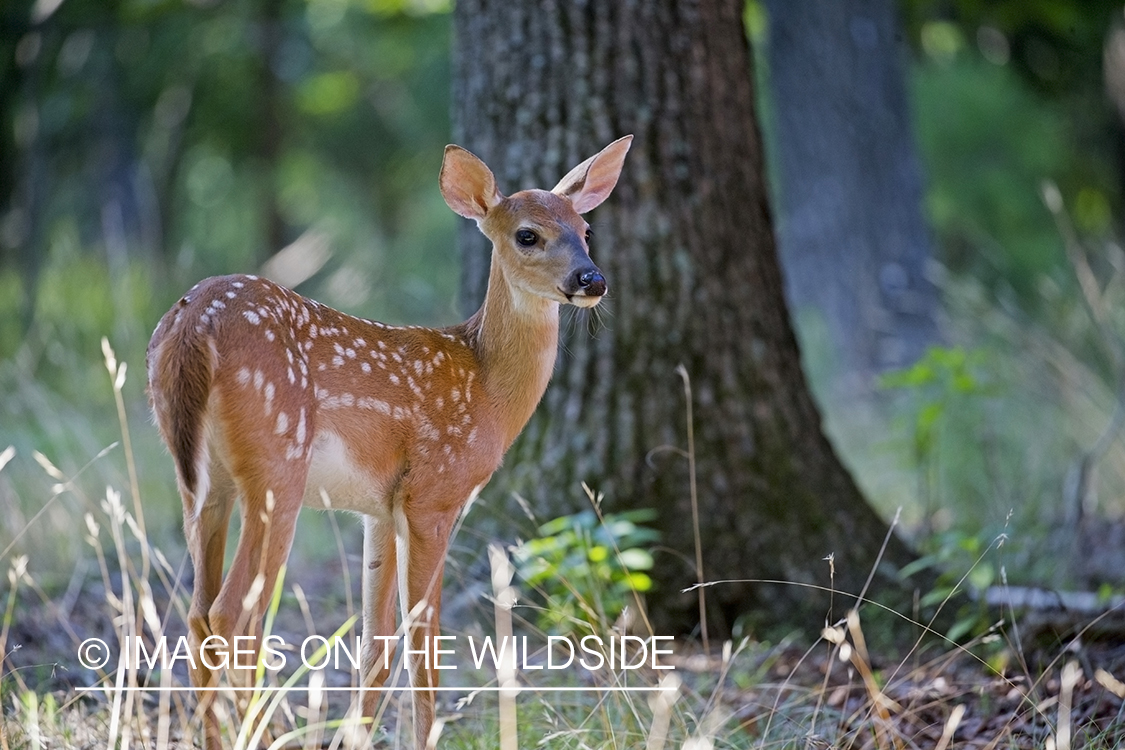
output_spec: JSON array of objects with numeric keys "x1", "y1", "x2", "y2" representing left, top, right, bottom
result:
[
  {"x1": 453, "y1": 0, "x2": 918, "y2": 634},
  {"x1": 765, "y1": 0, "x2": 938, "y2": 386}
]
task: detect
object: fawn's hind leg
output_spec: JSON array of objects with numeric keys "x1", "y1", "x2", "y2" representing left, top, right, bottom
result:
[{"x1": 181, "y1": 452, "x2": 236, "y2": 747}]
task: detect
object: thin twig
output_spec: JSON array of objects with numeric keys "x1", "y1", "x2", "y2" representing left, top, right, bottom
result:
[{"x1": 674, "y1": 364, "x2": 708, "y2": 655}]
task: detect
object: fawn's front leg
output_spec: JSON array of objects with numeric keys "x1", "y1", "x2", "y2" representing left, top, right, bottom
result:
[
  {"x1": 360, "y1": 513, "x2": 399, "y2": 719},
  {"x1": 395, "y1": 501, "x2": 458, "y2": 750}
]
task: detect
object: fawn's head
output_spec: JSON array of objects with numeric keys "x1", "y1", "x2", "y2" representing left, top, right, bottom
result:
[{"x1": 440, "y1": 136, "x2": 632, "y2": 309}]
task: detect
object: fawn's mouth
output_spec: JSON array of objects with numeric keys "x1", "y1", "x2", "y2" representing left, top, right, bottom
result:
[{"x1": 562, "y1": 289, "x2": 605, "y2": 308}]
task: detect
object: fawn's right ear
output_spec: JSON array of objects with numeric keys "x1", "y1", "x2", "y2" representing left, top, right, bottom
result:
[{"x1": 440, "y1": 145, "x2": 503, "y2": 221}]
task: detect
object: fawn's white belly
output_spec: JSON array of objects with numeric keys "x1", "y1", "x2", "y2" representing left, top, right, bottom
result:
[{"x1": 302, "y1": 430, "x2": 391, "y2": 519}]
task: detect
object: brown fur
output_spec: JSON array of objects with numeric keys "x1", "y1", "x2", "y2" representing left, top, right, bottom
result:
[{"x1": 147, "y1": 298, "x2": 216, "y2": 498}]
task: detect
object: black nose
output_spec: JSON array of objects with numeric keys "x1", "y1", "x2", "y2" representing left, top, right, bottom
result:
[{"x1": 577, "y1": 269, "x2": 607, "y2": 297}]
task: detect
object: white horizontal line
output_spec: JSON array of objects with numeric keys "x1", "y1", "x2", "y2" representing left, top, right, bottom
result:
[{"x1": 76, "y1": 686, "x2": 672, "y2": 693}]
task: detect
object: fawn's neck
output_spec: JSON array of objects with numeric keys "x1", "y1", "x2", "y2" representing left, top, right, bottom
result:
[{"x1": 466, "y1": 253, "x2": 560, "y2": 447}]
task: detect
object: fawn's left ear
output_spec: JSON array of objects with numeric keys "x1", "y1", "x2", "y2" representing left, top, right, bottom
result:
[
  {"x1": 552, "y1": 135, "x2": 633, "y2": 214},
  {"x1": 440, "y1": 145, "x2": 504, "y2": 221}
]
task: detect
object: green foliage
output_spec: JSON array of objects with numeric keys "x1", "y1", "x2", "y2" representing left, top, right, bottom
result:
[
  {"x1": 915, "y1": 58, "x2": 1062, "y2": 289},
  {"x1": 901, "y1": 0, "x2": 1121, "y2": 98},
  {"x1": 880, "y1": 345, "x2": 989, "y2": 462},
  {"x1": 512, "y1": 509, "x2": 659, "y2": 638},
  {"x1": 899, "y1": 528, "x2": 1001, "y2": 644},
  {"x1": 901, "y1": 1, "x2": 1121, "y2": 318},
  {"x1": 880, "y1": 345, "x2": 993, "y2": 532},
  {"x1": 863, "y1": 264, "x2": 1125, "y2": 591},
  {"x1": 1, "y1": 0, "x2": 456, "y2": 333},
  {"x1": 912, "y1": 52, "x2": 1115, "y2": 303}
]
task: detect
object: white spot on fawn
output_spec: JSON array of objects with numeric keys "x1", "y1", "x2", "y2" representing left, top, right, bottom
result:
[
  {"x1": 408, "y1": 378, "x2": 423, "y2": 399},
  {"x1": 357, "y1": 396, "x2": 390, "y2": 414},
  {"x1": 243, "y1": 310, "x2": 261, "y2": 325},
  {"x1": 419, "y1": 422, "x2": 439, "y2": 442},
  {"x1": 275, "y1": 411, "x2": 289, "y2": 434}
]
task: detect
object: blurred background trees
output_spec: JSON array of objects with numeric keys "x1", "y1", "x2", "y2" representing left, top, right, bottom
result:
[
  {"x1": 2, "y1": 0, "x2": 1125, "y2": 621},
  {"x1": 765, "y1": 0, "x2": 938, "y2": 392},
  {"x1": 0, "y1": 0, "x2": 455, "y2": 354}
]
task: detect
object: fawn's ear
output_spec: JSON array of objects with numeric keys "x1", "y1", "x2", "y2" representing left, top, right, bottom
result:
[
  {"x1": 552, "y1": 135, "x2": 633, "y2": 214},
  {"x1": 440, "y1": 145, "x2": 503, "y2": 221}
]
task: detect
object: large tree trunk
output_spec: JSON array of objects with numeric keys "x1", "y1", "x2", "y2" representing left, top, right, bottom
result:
[
  {"x1": 453, "y1": 0, "x2": 917, "y2": 634},
  {"x1": 765, "y1": 0, "x2": 938, "y2": 388}
]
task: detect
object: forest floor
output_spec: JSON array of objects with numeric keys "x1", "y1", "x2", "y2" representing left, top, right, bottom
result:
[{"x1": 3, "y1": 555, "x2": 1125, "y2": 749}]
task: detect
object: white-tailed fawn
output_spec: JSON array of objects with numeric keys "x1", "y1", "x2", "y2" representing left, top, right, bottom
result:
[{"x1": 146, "y1": 136, "x2": 632, "y2": 748}]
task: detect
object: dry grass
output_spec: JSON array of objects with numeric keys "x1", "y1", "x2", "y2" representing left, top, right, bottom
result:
[{"x1": 1, "y1": 343, "x2": 1124, "y2": 749}]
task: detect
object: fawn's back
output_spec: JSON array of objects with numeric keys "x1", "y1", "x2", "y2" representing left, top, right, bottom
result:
[{"x1": 148, "y1": 272, "x2": 507, "y2": 519}]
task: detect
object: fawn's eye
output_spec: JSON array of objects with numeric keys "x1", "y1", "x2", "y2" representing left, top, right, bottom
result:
[
  {"x1": 585, "y1": 229, "x2": 593, "y2": 243},
  {"x1": 515, "y1": 229, "x2": 539, "y2": 247}
]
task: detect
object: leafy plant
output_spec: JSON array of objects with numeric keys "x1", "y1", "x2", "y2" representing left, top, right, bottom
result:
[
  {"x1": 880, "y1": 345, "x2": 993, "y2": 536},
  {"x1": 899, "y1": 528, "x2": 1002, "y2": 643},
  {"x1": 512, "y1": 509, "x2": 659, "y2": 638}
]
